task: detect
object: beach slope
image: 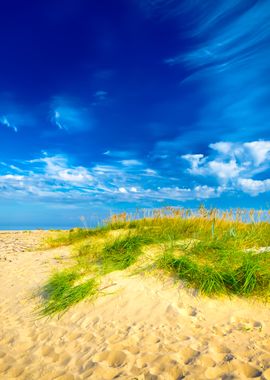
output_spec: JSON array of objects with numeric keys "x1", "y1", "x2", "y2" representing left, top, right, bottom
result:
[{"x1": 0, "y1": 231, "x2": 269, "y2": 379}]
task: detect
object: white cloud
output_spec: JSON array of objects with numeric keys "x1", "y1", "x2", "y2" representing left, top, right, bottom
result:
[
  {"x1": 243, "y1": 141, "x2": 270, "y2": 166},
  {"x1": 182, "y1": 154, "x2": 205, "y2": 175},
  {"x1": 194, "y1": 185, "x2": 224, "y2": 198},
  {"x1": 208, "y1": 159, "x2": 240, "y2": 180},
  {"x1": 209, "y1": 141, "x2": 270, "y2": 167},
  {"x1": 182, "y1": 140, "x2": 270, "y2": 190},
  {"x1": 144, "y1": 168, "x2": 158, "y2": 176},
  {"x1": 31, "y1": 155, "x2": 93, "y2": 185},
  {"x1": 182, "y1": 154, "x2": 240, "y2": 180},
  {"x1": 1, "y1": 174, "x2": 24, "y2": 180},
  {"x1": 238, "y1": 178, "x2": 270, "y2": 196},
  {"x1": 93, "y1": 164, "x2": 121, "y2": 175},
  {"x1": 0, "y1": 151, "x2": 224, "y2": 204},
  {"x1": 119, "y1": 187, "x2": 127, "y2": 193},
  {"x1": 57, "y1": 168, "x2": 93, "y2": 183},
  {"x1": 3, "y1": 140, "x2": 270, "y2": 205},
  {"x1": 120, "y1": 159, "x2": 143, "y2": 166},
  {"x1": 209, "y1": 142, "x2": 234, "y2": 155},
  {"x1": 145, "y1": 184, "x2": 223, "y2": 201}
]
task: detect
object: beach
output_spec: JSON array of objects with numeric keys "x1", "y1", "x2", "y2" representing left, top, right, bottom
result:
[{"x1": 0, "y1": 231, "x2": 270, "y2": 380}]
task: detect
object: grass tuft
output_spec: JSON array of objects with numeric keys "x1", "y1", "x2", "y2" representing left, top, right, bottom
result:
[
  {"x1": 235, "y1": 255, "x2": 270, "y2": 296},
  {"x1": 100, "y1": 233, "x2": 156, "y2": 273},
  {"x1": 157, "y1": 239, "x2": 270, "y2": 298},
  {"x1": 40, "y1": 270, "x2": 98, "y2": 316}
]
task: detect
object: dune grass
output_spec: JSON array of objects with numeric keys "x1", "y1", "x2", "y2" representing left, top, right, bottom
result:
[
  {"x1": 40, "y1": 207, "x2": 270, "y2": 315},
  {"x1": 157, "y1": 245, "x2": 270, "y2": 297},
  {"x1": 40, "y1": 270, "x2": 98, "y2": 316},
  {"x1": 101, "y1": 234, "x2": 147, "y2": 272},
  {"x1": 44, "y1": 226, "x2": 108, "y2": 248}
]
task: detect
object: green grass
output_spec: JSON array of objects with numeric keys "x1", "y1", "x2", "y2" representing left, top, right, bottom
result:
[
  {"x1": 44, "y1": 226, "x2": 108, "y2": 248},
  {"x1": 39, "y1": 207, "x2": 270, "y2": 315},
  {"x1": 40, "y1": 270, "x2": 98, "y2": 316},
  {"x1": 100, "y1": 233, "x2": 155, "y2": 273},
  {"x1": 157, "y1": 238, "x2": 270, "y2": 297}
]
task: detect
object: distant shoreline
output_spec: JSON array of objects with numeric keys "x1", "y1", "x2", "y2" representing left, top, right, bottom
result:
[
  {"x1": 0, "y1": 230, "x2": 51, "y2": 233},
  {"x1": 0, "y1": 227, "x2": 72, "y2": 232}
]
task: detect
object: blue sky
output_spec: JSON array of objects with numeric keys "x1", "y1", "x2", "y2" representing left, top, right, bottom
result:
[{"x1": 1, "y1": 0, "x2": 270, "y2": 228}]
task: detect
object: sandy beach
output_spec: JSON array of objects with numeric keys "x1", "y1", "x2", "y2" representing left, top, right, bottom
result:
[{"x1": 0, "y1": 231, "x2": 269, "y2": 379}]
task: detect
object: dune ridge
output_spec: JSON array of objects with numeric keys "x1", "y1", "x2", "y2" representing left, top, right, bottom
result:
[{"x1": 0, "y1": 231, "x2": 270, "y2": 379}]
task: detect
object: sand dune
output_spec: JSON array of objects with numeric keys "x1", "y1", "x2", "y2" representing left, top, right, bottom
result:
[{"x1": 0, "y1": 231, "x2": 270, "y2": 379}]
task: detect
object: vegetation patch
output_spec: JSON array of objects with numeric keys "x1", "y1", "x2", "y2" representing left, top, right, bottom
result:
[
  {"x1": 157, "y1": 240, "x2": 270, "y2": 297},
  {"x1": 40, "y1": 207, "x2": 270, "y2": 315},
  {"x1": 40, "y1": 270, "x2": 98, "y2": 316},
  {"x1": 44, "y1": 227, "x2": 108, "y2": 248}
]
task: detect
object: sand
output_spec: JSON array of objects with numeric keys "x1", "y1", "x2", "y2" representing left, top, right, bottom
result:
[{"x1": 0, "y1": 231, "x2": 269, "y2": 380}]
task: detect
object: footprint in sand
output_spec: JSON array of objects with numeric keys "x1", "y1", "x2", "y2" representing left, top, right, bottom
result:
[
  {"x1": 209, "y1": 342, "x2": 232, "y2": 362},
  {"x1": 149, "y1": 354, "x2": 184, "y2": 379},
  {"x1": 237, "y1": 362, "x2": 262, "y2": 378},
  {"x1": 93, "y1": 350, "x2": 127, "y2": 368},
  {"x1": 230, "y1": 316, "x2": 263, "y2": 332},
  {"x1": 180, "y1": 346, "x2": 200, "y2": 365}
]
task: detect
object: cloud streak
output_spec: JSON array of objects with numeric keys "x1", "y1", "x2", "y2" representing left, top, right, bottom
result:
[
  {"x1": 0, "y1": 151, "x2": 223, "y2": 205},
  {"x1": 141, "y1": 1, "x2": 270, "y2": 147},
  {"x1": 51, "y1": 96, "x2": 95, "y2": 132},
  {"x1": 0, "y1": 116, "x2": 18, "y2": 132},
  {"x1": 2, "y1": 140, "x2": 270, "y2": 207}
]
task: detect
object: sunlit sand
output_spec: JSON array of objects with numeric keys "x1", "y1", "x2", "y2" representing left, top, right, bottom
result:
[{"x1": 0, "y1": 229, "x2": 269, "y2": 379}]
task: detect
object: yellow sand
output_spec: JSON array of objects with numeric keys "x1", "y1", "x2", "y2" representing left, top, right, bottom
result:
[{"x1": 0, "y1": 231, "x2": 269, "y2": 380}]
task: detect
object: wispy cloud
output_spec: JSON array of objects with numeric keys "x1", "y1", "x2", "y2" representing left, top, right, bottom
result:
[
  {"x1": 140, "y1": 1, "x2": 270, "y2": 147},
  {"x1": 102, "y1": 150, "x2": 137, "y2": 158},
  {"x1": 119, "y1": 159, "x2": 143, "y2": 167},
  {"x1": 51, "y1": 96, "x2": 95, "y2": 132},
  {"x1": 0, "y1": 116, "x2": 18, "y2": 132},
  {"x1": 0, "y1": 150, "x2": 223, "y2": 205},
  {"x1": 94, "y1": 90, "x2": 108, "y2": 101},
  {"x1": 29, "y1": 154, "x2": 94, "y2": 184},
  {"x1": 172, "y1": 1, "x2": 270, "y2": 73},
  {"x1": 0, "y1": 94, "x2": 38, "y2": 133},
  {"x1": 3, "y1": 140, "x2": 270, "y2": 207}
]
